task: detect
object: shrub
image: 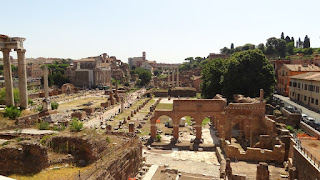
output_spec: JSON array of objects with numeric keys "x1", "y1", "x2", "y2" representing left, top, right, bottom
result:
[
  {"x1": 4, "y1": 106, "x2": 21, "y2": 120},
  {"x1": 124, "y1": 82, "x2": 129, "y2": 87},
  {"x1": 40, "y1": 134, "x2": 52, "y2": 145},
  {"x1": 28, "y1": 99, "x2": 35, "y2": 106},
  {"x1": 106, "y1": 136, "x2": 111, "y2": 143},
  {"x1": 70, "y1": 118, "x2": 83, "y2": 132},
  {"x1": 51, "y1": 102, "x2": 59, "y2": 110},
  {"x1": 37, "y1": 105, "x2": 43, "y2": 112},
  {"x1": 156, "y1": 135, "x2": 162, "y2": 142},
  {"x1": 38, "y1": 121, "x2": 50, "y2": 130}
]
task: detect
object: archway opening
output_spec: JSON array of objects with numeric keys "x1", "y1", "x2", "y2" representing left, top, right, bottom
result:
[
  {"x1": 154, "y1": 115, "x2": 174, "y2": 144},
  {"x1": 231, "y1": 121, "x2": 248, "y2": 151}
]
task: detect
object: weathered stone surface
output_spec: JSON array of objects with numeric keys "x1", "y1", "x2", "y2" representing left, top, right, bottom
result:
[{"x1": 0, "y1": 141, "x2": 48, "y2": 175}]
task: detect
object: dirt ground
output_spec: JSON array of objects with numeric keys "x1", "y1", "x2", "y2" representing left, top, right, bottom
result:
[
  {"x1": 58, "y1": 96, "x2": 109, "y2": 112},
  {"x1": 300, "y1": 139, "x2": 320, "y2": 160},
  {"x1": 230, "y1": 161, "x2": 288, "y2": 180}
]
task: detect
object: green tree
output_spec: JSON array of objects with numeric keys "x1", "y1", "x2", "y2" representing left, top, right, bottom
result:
[
  {"x1": 257, "y1": 43, "x2": 265, "y2": 54},
  {"x1": 231, "y1": 43, "x2": 234, "y2": 50},
  {"x1": 184, "y1": 57, "x2": 194, "y2": 65},
  {"x1": 265, "y1": 37, "x2": 286, "y2": 58},
  {"x1": 222, "y1": 49, "x2": 276, "y2": 99},
  {"x1": 179, "y1": 62, "x2": 191, "y2": 71},
  {"x1": 0, "y1": 88, "x2": 20, "y2": 105},
  {"x1": 303, "y1": 35, "x2": 310, "y2": 48},
  {"x1": 286, "y1": 42, "x2": 294, "y2": 55},
  {"x1": 201, "y1": 58, "x2": 229, "y2": 98},
  {"x1": 154, "y1": 69, "x2": 160, "y2": 76},
  {"x1": 281, "y1": 32, "x2": 284, "y2": 39},
  {"x1": 285, "y1": 36, "x2": 291, "y2": 43}
]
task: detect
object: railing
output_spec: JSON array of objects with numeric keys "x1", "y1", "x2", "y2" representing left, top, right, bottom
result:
[{"x1": 292, "y1": 134, "x2": 320, "y2": 170}]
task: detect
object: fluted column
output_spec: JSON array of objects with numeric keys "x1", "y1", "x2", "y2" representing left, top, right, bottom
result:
[
  {"x1": 177, "y1": 69, "x2": 179, "y2": 87},
  {"x1": 172, "y1": 68, "x2": 175, "y2": 86},
  {"x1": 167, "y1": 69, "x2": 171, "y2": 86},
  {"x1": 44, "y1": 66, "x2": 49, "y2": 99},
  {"x1": 17, "y1": 49, "x2": 28, "y2": 109},
  {"x1": 2, "y1": 48, "x2": 14, "y2": 106}
]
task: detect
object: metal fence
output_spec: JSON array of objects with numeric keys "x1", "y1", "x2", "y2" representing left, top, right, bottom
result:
[{"x1": 292, "y1": 134, "x2": 320, "y2": 170}]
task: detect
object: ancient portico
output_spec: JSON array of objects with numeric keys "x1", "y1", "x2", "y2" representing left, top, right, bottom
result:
[
  {"x1": 0, "y1": 35, "x2": 28, "y2": 108},
  {"x1": 151, "y1": 90, "x2": 276, "y2": 146},
  {"x1": 151, "y1": 98, "x2": 227, "y2": 141}
]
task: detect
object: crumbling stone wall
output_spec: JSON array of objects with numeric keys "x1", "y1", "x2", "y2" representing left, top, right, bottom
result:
[
  {"x1": 292, "y1": 145, "x2": 320, "y2": 179},
  {"x1": 15, "y1": 113, "x2": 39, "y2": 127},
  {"x1": 49, "y1": 136, "x2": 106, "y2": 165},
  {"x1": 221, "y1": 140, "x2": 285, "y2": 163},
  {"x1": 0, "y1": 142, "x2": 48, "y2": 175}
]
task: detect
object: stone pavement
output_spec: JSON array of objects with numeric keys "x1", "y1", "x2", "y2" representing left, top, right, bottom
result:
[
  {"x1": 84, "y1": 88, "x2": 146, "y2": 128},
  {"x1": 274, "y1": 94, "x2": 320, "y2": 123},
  {"x1": 144, "y1": 149, "x2": 220, "y2": 178}
]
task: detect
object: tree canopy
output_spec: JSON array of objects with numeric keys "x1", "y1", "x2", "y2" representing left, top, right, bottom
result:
[
  {"x1": 201, "y1": 49, "x2": 276, "y2": 100},
  {"x1": 222, "y1": 49, "x2": 276, "y2": 99},
  {"x1": 201, "y1": 58, "x2": 229, "y2": 98}
]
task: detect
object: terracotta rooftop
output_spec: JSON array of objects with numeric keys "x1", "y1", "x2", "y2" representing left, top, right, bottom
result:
[
  {"x1": 284, "y1": 64, "x2": 320, "y2": 71},
  {"x1": 290, "y1": 72, "x2": 320, "y2": 81}
]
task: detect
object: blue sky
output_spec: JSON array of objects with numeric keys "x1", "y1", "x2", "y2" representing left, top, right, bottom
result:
[{"x1": 1, "y1": 0, "x2": 320, "y2": 63}]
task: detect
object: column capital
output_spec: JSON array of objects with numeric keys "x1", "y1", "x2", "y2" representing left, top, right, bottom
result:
[
  {"x1": 1, "y1": 48, "x2": 11, "y2": 53},
  {"x1": 15, "y1": 49, "x2": 26, "y2": 53}
]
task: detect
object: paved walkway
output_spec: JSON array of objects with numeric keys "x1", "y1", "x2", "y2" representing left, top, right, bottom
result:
[
  {"x1": 84, "y1": 89, "x2": 146, "y2": 128},
  {"x1": 274, "y1": 94, "x2": 320, "y2": 123}
]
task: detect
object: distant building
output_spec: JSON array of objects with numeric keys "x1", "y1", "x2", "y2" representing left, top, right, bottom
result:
[
  {"x1": 67, "y1": 53, "x2": 128, "y2": 89},
  {"x1": 207, "y1": 53, "x2": 229, "y2": 60},
  {"x1": 289, "y1": 72, "x2": 320, "y2": 110},
  {"x1": 128, "y1": 52, "x2": 146, "y2": 68},
  {"x1": 277, "y1": 64, "x2": 320, "y2": 96}
]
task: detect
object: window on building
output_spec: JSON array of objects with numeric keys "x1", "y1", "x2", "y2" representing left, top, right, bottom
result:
[
  {"x1": 298, "y1": 83, "x2": 300, "y2": 88},
  {"x1": 304, "y1": 96, "x2": 307, "y2": 101},
  {"x1": 292, "y1": 92, "x2": 295, "y2": 96},
  {"x1": 311, "y1": 98, "x2": 314, "y2": 104},
  {"x1": 316, "y1": 86, "x2": 319, "y2": 93},
  {"x1": 286, "y1": 72, "x2": 288, "y2": 76},
  {"x1": 305, "y1": 84, "x2": 307, "y2": 90},
  {"x1": 289, "y1": 82, "x2": 292, "y2": 87},
  {"x1": 316, "y1": 99, "x2": 319, "y2": 105}
]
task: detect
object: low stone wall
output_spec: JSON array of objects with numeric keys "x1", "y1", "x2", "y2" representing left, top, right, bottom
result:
[
  {"x1": 222, "y1": 140, "x2": 285, "y2": 163},
  {"x1": 280, "y1": 108, "x2": 301, "y2": 127},
  {"x1": 154, "y1": 91, "x2": 168, "y2": 97},
  {"x1": 170, "y1": 87, "x2": 196, "y2": 97},
  {"x1": 299, "y1": 122, "x2": 320, "y2": 140},
  {"x1": 79, "y1": 132, "x2": 143, "y2": 180},
  {"x1": 49, "y1": 135, "x2": 107, "y2": 165},
  {"x1": 15, "y1": 113, "x2": 39, "y2": 127},
  {"x1": 292, "y1": 145, "x2": 320, "y2": 179},
  {"x1": 0, "y1": 142, "x2": 48, "y2": 175},
  {"x1": 216, "y1": 147, "x2": 226, "y2": 178}
]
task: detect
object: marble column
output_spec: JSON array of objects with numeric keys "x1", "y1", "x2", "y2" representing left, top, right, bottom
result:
[
  {"x1": 167, "y1": 69, "x2": 171, "y2": 86},
  {"x1": 42, "y1": 65, "x2": 50, "y2": 112},
  {"x1": 177, "y1": 69, "x2": 179, "y2": 87},
  {"x1": 44, "y1": 66, "x2": 49, "y2": 99},
  {"x1": 172, "y1": 68, "x2": 175, "y2": 86},
  {"x1": 2, "y1": 48, "x2": 14, "y2": 106},
  {"x1": 17, "y1": 49, "x2": 28, "y2": 109},
  {"x1": 120, "y1": 96, "x2": 124, "y2": 113},
  {"x1": 195, "y1": 123, "x2": 202, "y2": 140}
]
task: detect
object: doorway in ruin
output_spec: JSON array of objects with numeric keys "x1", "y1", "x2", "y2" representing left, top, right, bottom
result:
[
  {"x1": 177, "y1": 116, "x2": 196, "y2": 143},
  {"x1": 155, "y1": 115, "x2": 174, "y2": 144},
  {"x1": 231, "y1": 122, "x2": 248, "y2": 151}
]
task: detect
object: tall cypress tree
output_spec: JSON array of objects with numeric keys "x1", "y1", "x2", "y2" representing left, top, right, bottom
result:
[{"x1": 281, "y1": 32, "x2": 285, "y2": 39}]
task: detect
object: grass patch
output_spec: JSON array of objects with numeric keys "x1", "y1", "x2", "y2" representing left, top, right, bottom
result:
[
  {"x1": 156, "y1": 103, "x2": 173, "y2": 110},
  {"x1": 202, "y1": 117, "x2": 210, "y2": 127}
]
